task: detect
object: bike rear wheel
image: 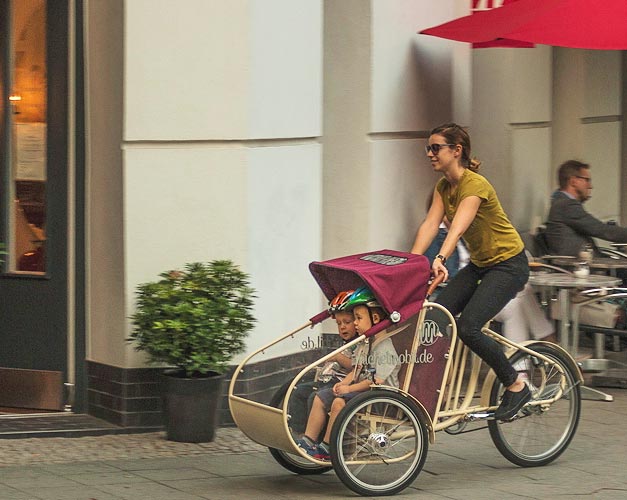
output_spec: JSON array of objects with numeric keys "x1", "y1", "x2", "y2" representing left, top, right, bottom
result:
[
  {"x1": 268, "y1": 381, "x2": 332, "y2": 475},
  {"x1": 330, "y1": 390, "x2": 428, "y2": 496},
  {"x1": 488, "y1": 344, "x2": 581, "y2": 467}
]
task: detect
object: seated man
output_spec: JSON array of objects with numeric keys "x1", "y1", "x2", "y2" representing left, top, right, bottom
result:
[
  {"x1": 545, "y1": 159, "x2": 627, "y2": 258},
  {"x1": 546, "y1": 159, "x2": 627, "y2": 334}
]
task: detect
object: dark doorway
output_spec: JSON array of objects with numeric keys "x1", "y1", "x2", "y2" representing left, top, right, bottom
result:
[{"x1": 0, "y1": 0, "x2": 70, "y2": 412}]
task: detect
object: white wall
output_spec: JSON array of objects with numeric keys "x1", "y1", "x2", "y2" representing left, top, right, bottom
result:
[
  {"x1": 246, "y1": 144, "x2": 322, "y2": 352},
  {"x1": 369, "y1": 139, "x2": 440, "y2": 251},
  {"x1": 125, "y1": 0, "x2": 321, "y2": 141},
  {"x1": 580, "y1": 50, "x2": 622, "y2": 221},
  {"x1": 472, "y1": 44, "x2": 624, "y2": 233},
  {"x1": 122, "y1": 0, "x2": 323, "y2": 364},
  {"x1": 123, "y1": 147, "x2": 249, "y2": 286},
  {"x1": 583, "y1": 51, "x2": 622, "y2": 119},
  {"x1": 97, "y1": 0, "x2": 627, "y2": 371},
  {"x1": 472, "y1": 46, "x2": 553, "y2": 230},
  {"x1": 553, "y1": 48, "x2": 623, "y2": 223},
  {"x1": 324, "y1": 0, "x2": 470, "y2": 260},
  {"x1": 125, "y1": 1, "x2": 249, "y2": 140},
  {"x1": 552, "y1": 48, "x2": 585, "y2": 183},
  {"x1": 85, "y1": 0, "x2": 126, "y2": 367},
  {"x1": 510, "y1": 127, "x2": 552, "y2": 227},
  {"x1": 370, "y1": 1, "x2": 468, "y2": 251},
  {"x1": 581, "y1": 122, "x2": 622, "y2": 220},
  {"x1": 248, "y1": 0, "x2": 322, "y2": 138},
  {"x1": 86, "y1": 1, "x2": 627, "y2": 372},
  {"x1": 371, "y1": 0, "x2": 455, "y2": 133}
]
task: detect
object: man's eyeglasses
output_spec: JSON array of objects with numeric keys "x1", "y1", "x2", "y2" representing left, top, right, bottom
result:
[
  {"x1": 575, "y1": 175, "x2": 592, "y2": 183},
  {"x1": 425, "y1": 143, "x2": 456, "y2": 155}
]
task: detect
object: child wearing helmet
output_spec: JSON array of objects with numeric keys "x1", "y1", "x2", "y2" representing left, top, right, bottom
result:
[
  {"x1": 297, "y1": 287, "x2": 400, "y2": 460},
  {"x1": 287, "y1": 291, "x2": 359, "y2": 434}
]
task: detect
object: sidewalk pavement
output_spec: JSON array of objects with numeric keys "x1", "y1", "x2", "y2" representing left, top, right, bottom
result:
[{"x1": 1, "y1": 387, "x2": 626, "y2": 499}]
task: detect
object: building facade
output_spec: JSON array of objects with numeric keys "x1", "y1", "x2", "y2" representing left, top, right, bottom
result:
[{"x1": 0, "y1": 0, "x2": 625, "y2": 428}]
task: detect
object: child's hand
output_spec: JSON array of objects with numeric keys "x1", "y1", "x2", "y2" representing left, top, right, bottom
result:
[{"x1": 334, "y1": 384, "x2": 351, "y2": 396}]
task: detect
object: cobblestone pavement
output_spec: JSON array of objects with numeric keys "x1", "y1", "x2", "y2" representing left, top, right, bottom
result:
[
  {"x1": 0, "y1": 428, "x2": 265, "y2": 466},
  {"x1": 0, "y1": 388, "x2": 626, "y2": 499}
]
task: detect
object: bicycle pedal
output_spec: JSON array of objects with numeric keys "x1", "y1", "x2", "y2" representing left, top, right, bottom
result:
[
  {"x1": 502, "y1": 405, "x2": 532, "y2": 421},
  {"x1": 467, "y1": 411, "x2": 494, "y2": 421},
  {"x1": 444, "y1": 421, "x2": 468, "y2": 435}
]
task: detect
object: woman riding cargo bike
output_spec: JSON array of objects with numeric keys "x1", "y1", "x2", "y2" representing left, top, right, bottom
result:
[{"x1": 228, "y1": 249, "x2": 582, "y2": 497}]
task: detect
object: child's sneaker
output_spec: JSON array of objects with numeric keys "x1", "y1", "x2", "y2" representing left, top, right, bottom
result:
[
  {"x1": 313, "y1": 441, "x2": 331, "y2": 460},
  {"x1": 296, "y1": 436, "x2": 318, "y2": 456}
]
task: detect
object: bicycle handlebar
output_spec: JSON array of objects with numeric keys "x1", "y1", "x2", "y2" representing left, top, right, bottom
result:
[{"x1": 426, "y1": 272, "x2": 446, "y2": 298}]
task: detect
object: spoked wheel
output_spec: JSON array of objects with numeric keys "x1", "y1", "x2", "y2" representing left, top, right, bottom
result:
[
  {"x1": 267, "y1": 381, "x2": 332, "y2": 475},
  {"x1": 488, "y1": 344, "x2": 581, "y2": 467},
  {"x1": 330, "y1": 390, "x2": 428, "y2": 496}
]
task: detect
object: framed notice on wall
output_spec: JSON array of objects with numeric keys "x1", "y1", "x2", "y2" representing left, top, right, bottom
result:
[{"x1": 15, "y1": 122, "x2": 47, "y2": 181}]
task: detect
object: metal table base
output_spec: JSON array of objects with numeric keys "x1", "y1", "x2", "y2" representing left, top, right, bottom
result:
[{"x1": 529, "y1": 272, "x2": 622, "y2": 402}]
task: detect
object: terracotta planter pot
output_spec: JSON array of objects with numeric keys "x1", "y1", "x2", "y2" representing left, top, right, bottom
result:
[{"x1": 161, "y1": 369, "x2": 224, "y2": 443}]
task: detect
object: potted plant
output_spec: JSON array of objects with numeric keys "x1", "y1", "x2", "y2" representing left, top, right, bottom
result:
[{"x1": 129, "y1": 260, "x2": 255, "y2": 442}]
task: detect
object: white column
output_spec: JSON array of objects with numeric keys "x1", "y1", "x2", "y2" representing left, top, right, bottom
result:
[
  {"x1": 472, "y1": 46, "x2": 553, "y2": 230},
  {"x1": 553, "y1": 48, "x2": 623, "y2": 221},
  {"x1": 323, "y1": 0, "x2": 468, "y2": 258},
  {"x1": 123, "y1": 0, "x2": 323, "y2": 359}
]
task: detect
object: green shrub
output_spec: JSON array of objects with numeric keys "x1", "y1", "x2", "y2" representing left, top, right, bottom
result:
[{"x1": 129, "y1": 260, "x2": 256, "y2": 377}]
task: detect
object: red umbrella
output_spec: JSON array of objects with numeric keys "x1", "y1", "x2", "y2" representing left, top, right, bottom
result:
[{"x1": 420, "y1": 0, "x2": 627, "y2": 50}]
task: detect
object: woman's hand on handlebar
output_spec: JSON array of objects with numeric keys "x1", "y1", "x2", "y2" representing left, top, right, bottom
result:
[
  {"x1": 425, "y1": 261, "x2": 448, "y2": 297},
  {"x1": 432, "y1": 259, "x2": 449, "y2": 282}
]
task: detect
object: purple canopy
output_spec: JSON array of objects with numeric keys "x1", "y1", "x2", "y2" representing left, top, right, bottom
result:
[{"x1": 309, "y1": 250, "x2": 431, "y2": 337}]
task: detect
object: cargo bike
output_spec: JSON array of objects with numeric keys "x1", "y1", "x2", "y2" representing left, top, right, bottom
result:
[{"x1": 228, "y1": 250, "x2": 583, "y2": 496}]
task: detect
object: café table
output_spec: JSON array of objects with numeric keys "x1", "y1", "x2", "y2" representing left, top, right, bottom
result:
[
  {"x1": 528, "y1": 271, "x2": 620, "y2": 401},
  {"x1": 550, "y1": 256, "x2": 627, "y2": 278},
  {"x1": 549, "y1": 256, "x2": 627, "y2": 351}
]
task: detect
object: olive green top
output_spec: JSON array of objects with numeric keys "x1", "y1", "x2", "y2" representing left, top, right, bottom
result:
[{"x1": 436, "y1": 169, "x2": 523, "y2": 267}]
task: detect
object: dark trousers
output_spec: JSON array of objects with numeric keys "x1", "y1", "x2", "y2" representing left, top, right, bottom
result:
[
  {"x1": 289, "y1": 379, "x2": 337, "y2": 434},
  {"x1": 435, "y1": 251, "x2": 529, "y2": 387}
]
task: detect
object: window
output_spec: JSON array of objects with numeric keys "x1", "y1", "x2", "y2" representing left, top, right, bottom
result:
[{"x1": 7, "y1": 0, "x2": 47, "y2": 273}]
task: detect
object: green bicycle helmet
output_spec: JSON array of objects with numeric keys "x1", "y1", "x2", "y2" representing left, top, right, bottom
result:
[{"x1": 339, "y1": 286, "x2": 382, "y2": 311}]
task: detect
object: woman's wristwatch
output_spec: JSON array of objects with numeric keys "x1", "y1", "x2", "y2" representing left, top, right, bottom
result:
[{"x1": 435, "y1": 254, "x2": 447, "y2": 264}]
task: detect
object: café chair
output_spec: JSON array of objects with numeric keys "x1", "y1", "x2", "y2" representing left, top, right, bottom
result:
[
  {"x1": 571, "y1": 287, "x2": 627, "y2": 387},
  {"x1": 599, "y1": 246, "x2": 627, "y2": 260},
  {"x1": 521, "y1": 227, "x2": 577, "y2": 263}
]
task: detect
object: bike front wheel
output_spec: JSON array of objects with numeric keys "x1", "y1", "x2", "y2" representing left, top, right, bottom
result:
[
  {"x1": 330, "y1": 390, "x2": 428, "y2": 496},
  {"x1": 488, "y1": 344, "x2": 581, "y2": 467}
]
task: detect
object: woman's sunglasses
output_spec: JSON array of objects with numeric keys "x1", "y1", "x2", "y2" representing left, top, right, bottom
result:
[{"x1": 425, "y1": 143, "x2": 455, "y2": 155}]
